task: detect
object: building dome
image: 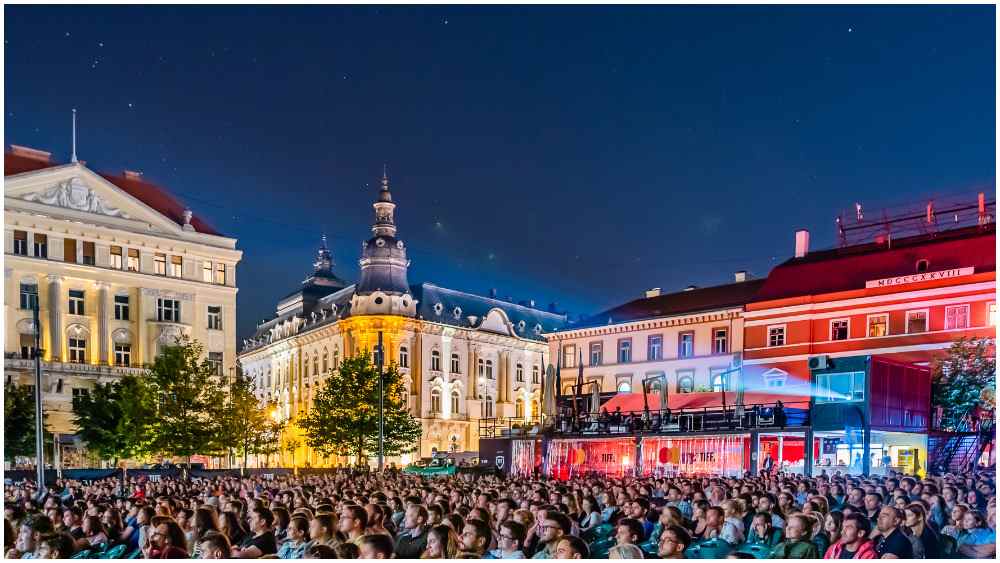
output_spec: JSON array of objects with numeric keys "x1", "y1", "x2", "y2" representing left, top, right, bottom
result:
[{"x1": 352, "y1": 170, "x2": 415, "y2": 316}]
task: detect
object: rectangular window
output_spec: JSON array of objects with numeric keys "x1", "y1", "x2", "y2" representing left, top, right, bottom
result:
[
  {"x1": 19, "y1": 283, "x2": 38, "y2": 310},
  {"x1": 68, "y1": 337, "x2": 87, "y2": 363},
  {"x1": 905, "y1": 310, "x2": 928, "y2": 334},
  {"x1": 451, "y1": 354, "x2": 460, "y2": 374},
  {"x1": 214, "y1": 262, "x2": 226, "y2": 285},
  {"x1": 169, "y1": 255, "x2": 183, "y2": 278},
  {"x1": 72, "y1": 387, "x2": 90, "y2": 399},
  {"x1": 13, "y1": 230, "x2": 28, "y2": 255},
  {"x1": 207, "y1": 352, "x2": 223, "y2": 376},
  {"x1": 126, "y1": 248, "x2": 139, "y2": 272},
  {"x1": 114, "y1": 295, "x2": 130, "y2": 320},
  {"x1": 157, "y1": 298, "x2": 180, "y2": 322},
  {"x1": 816, "y1": 371, "x2": 866, "y2": 403},
  {"x1": 154, "y1": 253, "x2": 167, "y2": 275},
  {"x1": 207, "y1": 306, "x2": 223, "y2": 330},
  {"x1": 867, "y1": 314, "x2": 888, "y2": 337},
  {"x1": 713, "y1": 328, "x2": 728, "y2": 354},
  {"x1": 432, "y1": 351, "x2": 442, "y2": 372},
  {"x1": 648, "y1": 335, "x2": 663, "y2": 361},
  {"x1": 64, "y1": 238, "x2": 78, "y2": 263},
  {"x1": 678, "y1": 331, "x2": 694, "y2": 358},
  {"x1": 82, "y1": 241, "x2": 95, "y2": 265},
  {"x1": 590, "y1": 342, "x2": 603, "y2": 366},
  {"x1": 114, "y1": 344, "x2": 132, "y2": 367},
  {"x1": 944, "y1": 305, "x2": 970, "y2": 330},
  {"x1": 516, "y1": 363, "x2": 524, "y2": 382},
  {"x1": 203, "y1": 261, "x2": 213, "y2": 282},
  {"x1": 68, "y1": 289, "x2": 85, "y2": 315},
  {"x1": 111, "y1": 246, "x2": 124, "y2": 269},
  {"x1": 831, "y1": 319, "x2": 849, "y2": 341},
  {"x1": 768, "y1": 325, "x2": 786, "y2": 347},
  {"x1": 618, "y1": 339, "x2": 632, "y2": 363},
  {"x1": 562, "y1": 345, "x2": 576, "y2": 368},
  {"x1": 33, "y1": 233, "x2": 48, "y2": 258}
]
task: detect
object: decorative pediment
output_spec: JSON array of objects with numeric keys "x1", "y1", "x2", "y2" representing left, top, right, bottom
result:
[
  {"x1": 22, "y1": 177, "x2": 130, "y2": 218},
  {"x1": 479, "y1": 308, "x2": 513, "y2": 336}
]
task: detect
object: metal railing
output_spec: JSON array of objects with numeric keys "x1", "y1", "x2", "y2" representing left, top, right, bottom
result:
[{"x1": 4, "y1": 357, "x2": 148, "y2": 377}]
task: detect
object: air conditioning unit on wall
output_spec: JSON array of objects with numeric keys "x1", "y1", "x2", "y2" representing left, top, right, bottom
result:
[{"x1": 808, "y1": 355, "x2": 830, "y2": 370}]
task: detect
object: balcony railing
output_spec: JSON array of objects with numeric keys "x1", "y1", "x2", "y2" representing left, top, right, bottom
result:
[
  {"x1": 4, "y1": 356, "x2": 147, "y2": 377},
  {"x1": 478, "y1": 401, "x2": 810, "y2": 438}
]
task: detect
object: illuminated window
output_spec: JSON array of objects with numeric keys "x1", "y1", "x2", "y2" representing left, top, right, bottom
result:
[
  {"x1": 590, "y1": 342, "x2": 603, "y2": 366},
  {"x1": 678, "y1": 332, "x2": 694, "y2": 358},
  {"x1": 33, "y1": 233, "x2": 47, "y2": 258},
  {"x1": 768, "y1": 326, "x2": 786, "y2": 347},
  {"x1": 169, "y1": 256, "x2": 183, "y2": 278},
  {"x1": 563, "y1": 345, "x2": 576, "y2": 368},
  {"x1": 831, "y1": 319, "x2": 849, "y2": 341},
  {"x1": 111, "y1": 246, "x2": 123, "y2": 269},
  {"x1": 214, "y1": 263, "x2": 226, "y2": 285},
  {"x1": 944, "y1": 305, "x2": 970, "y2": 330},
  {"x1": 905, "y1": 310, "x2": 928, "y2": 334},
  {"x1": 648, "y1": 335, "x2": 663, "y2": 361},
  {"x1": 714, "y1": 329, "x2": 728, "y2": 354},
  {"x1": 816, "y1": 371, "x2": 866, "y2": 403},
  {"x1": 154, "y1": 253, "x2": 167, "y2": 275},
  {"x1": 867, "y1": 314, "x2": 888, "y2": 337},
  {"x1": 126, "y1": 249, "x2": 139, "y2": 272},
  {"x1": 617, "y1": 380, "x2": 631, "y2": 393},
  {"x1": 203, "y1": 261, "x2": 213, "y2": 282}
]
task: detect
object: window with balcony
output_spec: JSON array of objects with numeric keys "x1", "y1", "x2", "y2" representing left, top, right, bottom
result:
[
  {"x1": 816, "y1": 371, "x2": 866, "y2": 403},
  {"x1": 114, "y1": 344, "x2": 132, "y2": 367},
  {"x1": 64, "y1": 238, "x2": 77, "y2": 264},
  {"x1": 154, "y1": 253, "x2": 167, "y2": 275},
  {"x1": 13, "y1": 230, "x2": 27, "y2": 255},
  {"x1": 33, "y1": 233, "x2": 47, "y2": 258},
  {"x1": 399, "y1": 346, "x2": 409, "y2": 368},
  {"x1": 19, "y1": 283, "x2": 38, "y2": 310},
  {"x1": 714, "y1": 328, "x2": 728, "y2": 354},
  {"x1": 207, "y1": 306, "x2": 223, "y2": 330},
  {"x1": 114, "y1": 295, "x2": 130, "y2": 320},
  {"x1": 451, "y1": 353, "x2": 461, "y2": 374},
  {"x1": 157, "y1": 298, "x2": 180, "y2": 323},
  {"x1": 906, "y1": 310, "x2": 928, "y2": 334},
  {"x1": 516, "y1": 363, "x2": 524, "y2": 382},
  {"x1": 831, "y1": 319, "x2": 849, "y2": 341},
  {"x1": 111, "y1": 246, "x2": 123, "y2": 269},
  {"x1": 126, "y1": 249, "x2": 139, "y2": 272},
  {"x1": 169, "y1": 255, "x2": 183, "y2": 278},
  {"x1": 618, "y1": 339, "x2": 632, "y2": 363},
  {"x1": 69, "y1": 337, "x2": 87, "y2": 363},
  {"x1": 678, "y1": 332, "x2": 694, "y2": 358},
  {"x1": 68, "y1": 290, "x2": 85, "y2": 315},
  {"x1": 431, "y1": 350, "x2": 441, "y2": 371},
  {"x1": 867, "y1": 314, "x2": 888, "y2": 337},
  {"x1": 82, "y1": 241, "x2": 95, "y2": 265},
  {"x1": 648, "y1": 335, "x2": 663, "y2": 361},
  {"x1": 944, "y1": 305, "x2": 970, "y2": 330},
  {"x1": 768, "y1": 326, "x2": 786, "y2": 347},
  {"x1": 590, "y1": 342, "x2": 603, "y2": 366}
]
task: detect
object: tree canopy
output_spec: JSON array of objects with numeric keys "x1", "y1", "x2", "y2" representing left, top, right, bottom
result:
[{"x1": 931, "y1": 337, "x2": 996, "y2": 430}]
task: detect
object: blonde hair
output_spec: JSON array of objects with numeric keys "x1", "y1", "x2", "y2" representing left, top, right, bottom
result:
[{"x1": 609, "y1": 544, "x2": 645, "y2": 559}]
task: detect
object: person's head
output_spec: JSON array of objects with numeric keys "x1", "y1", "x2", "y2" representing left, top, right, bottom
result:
[
  {"x1": 962, "y1": 510, "x2": 987, "y2": 531},
  {"x1": 304, "y1": 543, "x2": 338, "y2": 559},
  {"x1": 62, "y1": 506, "x2": 81, "y2": 529},
  {"x1": 658, "y1": 525, "x2": 692, "y2": 558},
  {"x1": 512, "y1": 509, "x2": 534, "y2": 530},
  {"x1": 840, "y1": 513, "x2": 871, "y2": 547},
  {"x1": 864, "y1": 492, "x2": 882, "y2": 513},
  {"x1": 459, "y1": 518, "x2": 491, "y2": 554},
  {"x1": 309, "y1": 512, "x2": 335, "y2": 541},
  {"x1": 609, "y1": 543, "x2": 645, "y2": 559},
  {"x1": 82, "y1": 515, "x2": 103, "y2": 537},
  {"x1": 339, "y1": 504, "x2": 368, "y2": 535},
  {"x1": 249, "y1": 507, "x2": 274, "y2": 534},
  {"x1": 757, "y1": 495, "x2": 775, "y2": 514},
  {"x1": 705, "y1": 506, "x2": 724, "y2": 528},
  {"x1": 35, "y1": 533, "x2": 75, "y2": 559},
  {"x1": 876, "y1": 506, "x2": 903, "y2": 534},
  {"x1": 497, "y1": 520, "x2": 526, "y2": 553},
  {"x1": 554, "y1": 535, "x2": 589, "y2": 559},
  {"x1": 425, "y1": 524, "x2": 460, "y2": 558},
  {"x1": 151, "y1": 519, "x2": 186, "y2": 551},
  {"x1": 199, "y1": 531, "x2": 232, "y2": 559},
  {"x1": 287, "y1": 516, "x2": 309, "y2": 542},
  {"x1": 784, "y1": 514, "x2": 811, "y2": 541},
  {"x1": 358, "y1": 533, "x2": 394, "y2": 559},
  {"x1": 824, "y1": 510, "x2": 843, "y2": 537},
  {"x1": 615, "y1": 518, "x2": 644, "y2": 546},
  {"x1": 751, "y1": 512, "x2": 772, "y2": 538},
  {"x1": 903, "y1": 503, "x2": 927, "y2": 529},
  {"x1": 538, "y1": 510, "x2": 571, "y2": 545},
  {"x1": 17, "y1": 514, "x2": 54, "y2": 554}
]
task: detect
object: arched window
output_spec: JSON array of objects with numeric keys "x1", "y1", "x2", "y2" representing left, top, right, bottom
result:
[
  {"x1": 711, "y1": 373, "x2": 725, "y2": 393},
  {"x1": 648, "y1": 380, "x2": 663, "y2": 394},
  {"x1": 322, "y1": 349, "x2": 329, "y2": 373},
  {"x1": 332, "y1": 347, "x2": 340, "y2": 369},
  {"x1": 482, "y1": 396, "x2": 494, "y2": 419},
  {"x1": 532, "y1": 365, "x2": 540, "y2": 384},
  {"x1": 303, "y1": 360, "x2": 310, "y2": 379},
  {"x1": 516, "y1": 363, "x2": 524, "y2": 382},
  {"x1": 399, "y1": 346, "x2": 409, "y2": 368},
  {"x1": 678, "y1": 376, "x2": 694, "y2": 394},
  {"x1": 515, "y1": 397, "x2": 525, "y2": 418},
  {"x1": 313, "y1": 353, "x2": 319, "y2": 376},
  {"x1": 478, "y1": 358, "x2": 485, "y2": 378},
  {"x1": 451, "y1": 353, "x2": 461, "y2": 373},
  {"x1": 451, "y1": 390, "x2": 460, "y2": 414},
  {"x1": 531, "y1": 398, "x2": 540, "y2": 416},
  {"x1": 430, "y1": 389, "x2": 442, "y2": 413},
  {"x1": 617, "y1": 381, "x2": 632, "y2": 393},
  {"x1": 431, "y1": 350, "x2": 441, "y2": 371},
  {"x1": 485, "y1": 360, "x2": 494, "y2": 379}
]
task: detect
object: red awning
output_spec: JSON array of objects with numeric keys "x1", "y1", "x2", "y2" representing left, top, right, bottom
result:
[{"x1": 600, "y1": 390, "x2": 811, "y2": 413}]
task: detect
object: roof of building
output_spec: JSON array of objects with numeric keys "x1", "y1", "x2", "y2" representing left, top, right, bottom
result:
[
  {"x1": 561, "y1": 279, "x2": 767, "y2": 331},
  {"x1": 752, "y1": 224, "x2": 996, "y2": 303},
  {"x1": 5, "y1": 148, "x2": 223, "y2": 236}
]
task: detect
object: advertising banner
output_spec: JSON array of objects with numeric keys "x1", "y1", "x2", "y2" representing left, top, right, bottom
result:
[
  {"x1": 545, "y1": 438, "x2": 637, "y2": 480},
  {"x1": 641, "y1": 435, "x2": 748, "y2": 477}
]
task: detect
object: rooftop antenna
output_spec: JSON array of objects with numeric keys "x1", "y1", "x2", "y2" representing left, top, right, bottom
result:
[
  {"x1": 855, "y1": 202, "x2": 864, "y2": 223},
  {"x1": 70, "y1": 109, "x2": 78, "y2": 163}
]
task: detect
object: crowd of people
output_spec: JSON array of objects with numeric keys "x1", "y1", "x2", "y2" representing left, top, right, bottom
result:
[{"x1": 3, "y1": 467, "x2": 996, "y2": 559}]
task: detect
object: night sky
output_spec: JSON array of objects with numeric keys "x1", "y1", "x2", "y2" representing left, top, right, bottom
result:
[{"x1": 5, "y1": 5, "x2": 995, "y2": 339}]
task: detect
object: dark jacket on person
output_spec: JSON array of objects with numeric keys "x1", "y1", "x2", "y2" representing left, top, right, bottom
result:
[{"x1": 394, "y1": 527, "x2": 429, "y2": 559}]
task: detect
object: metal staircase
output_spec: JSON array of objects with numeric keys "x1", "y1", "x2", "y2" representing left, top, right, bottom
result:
[{"x1": 929, "y1": 408, "x2": 995, "y2": 475}]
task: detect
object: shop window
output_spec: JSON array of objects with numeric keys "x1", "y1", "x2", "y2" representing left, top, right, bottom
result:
[
  {"x1": 867, "y1": 314, "x2": 888, "y2": 337},
  {"x1": 905, "y1": 310, "x2": 928, "y2": 334},
  {"x1": 768, "y1": 325, "x2": 786, "y2": 347},
  {"x1": 714, "y1": 328, "x2": 728, "y2": 354},
  {"x1": 816, "y1": 371, "x2": 865, "y2": 403},
  {"x1": 831, "y1": 319, "x2": 849, "y2": 341},
  {"x1": 944, "y1": 305, "x2": 969, "y2": 330},
  {"x1": 590, "y1": 342, "x2": 603, "y2": 366}
]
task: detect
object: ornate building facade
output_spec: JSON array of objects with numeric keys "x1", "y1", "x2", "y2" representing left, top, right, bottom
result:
[
  {"x1": 4, "y1": 145, "x2": 242, "y2": 466},
  {"x1": 238, "y1": 173, "x2": 566, "y2": 465}
]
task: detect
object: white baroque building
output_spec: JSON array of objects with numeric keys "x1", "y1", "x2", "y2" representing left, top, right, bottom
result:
[
  {"x1": 238, "y1": 173, "x2": 566, "y2": 465},
  {"x1": 4, "y1": 145, "x2": 242, "y2": 466}
]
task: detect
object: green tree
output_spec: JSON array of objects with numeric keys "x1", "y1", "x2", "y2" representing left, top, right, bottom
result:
[
  {"x1": 299, "y1": 352, "x2": 421, "y2": 462},
  {"x1": 931, "y1": 337, "x2": 996, "y2": 430},
  {"x1": 253, "y1": 416, "x2": 284, "y2": 468},
  {"x1": 147, "y1": 338, "x2": 227, "y2": 463},
  {"x1": 218, "y1": 366, "x2": 269, "y2": 471},
  {"x1": 4, "y1": 383, "x2": 38, "y2": 461},
  {"x1": 71, "y1": 374, "x2": 156, "y2": 466}
]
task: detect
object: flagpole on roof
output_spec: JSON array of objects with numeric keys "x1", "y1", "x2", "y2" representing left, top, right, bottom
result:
[{"x1": 70, "y1": 109, "x2": 78, "y2": 163}]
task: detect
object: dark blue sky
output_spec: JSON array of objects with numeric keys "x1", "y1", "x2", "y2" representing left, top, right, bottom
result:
[{"x1": 6, "y1": 5, "x2": 995, "y2": 339}]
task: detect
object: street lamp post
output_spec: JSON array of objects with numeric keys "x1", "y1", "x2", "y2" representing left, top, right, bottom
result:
[
  {"x1": 32, "y1": 298, "x2": 46, "y2": 494},
  {"x1": 377, "y1": 331, "x2": 385, "y2": 473}
]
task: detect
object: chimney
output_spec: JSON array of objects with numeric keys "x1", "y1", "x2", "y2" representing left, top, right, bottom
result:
[
  {"x1": 683, "y1": 285, "x2": 697, "y2": 292},
  {"x1": 734, "y1": 271, "x2": 750, "y2": 283},
  {"x1": 645, "y1": 288, "x2": 662, "y2": 298},
  {"x1": 123, "y1": 169, "x2": 143, "y2": 180},
  {"x1": 528, "y1": 299, "x2": 535, "y2": 308},
  {"x1": 9, "y1": 145, "x2": 52, "y2": 162},
  {"x1": 548, "y1": 302, "x2": 559, "y2": 313},
  {"x1": 489, "y1": 288, "x2": 497, "y2": 298},
  {"x1": 794, "y1": 229, "x2": 810, "y2": 258}
]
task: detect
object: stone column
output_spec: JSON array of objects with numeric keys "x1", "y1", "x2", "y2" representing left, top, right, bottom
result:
[
  {"x1": 467, "y1": 345, "x2": 477, "y2": 399},
  {"x1": 411, "y1": 332, "x2": 423, "y2": 416},
  {"x1": 96, "y1": 282, "x2": 110, "y2": 365},
  {"x1": 498, "y1": 351, "x2": 509, "y2": 403},
  {"x1": 47, "y1": 275, "x2": 63, "y2": 361},
  {"x1": 136, "y1": 288, "x2": 146, "y2": 365}
]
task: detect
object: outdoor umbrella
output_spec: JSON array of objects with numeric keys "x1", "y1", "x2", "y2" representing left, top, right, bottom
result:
[{"x1": 542, "y1": 364, "x2": 558, "y2": 417}]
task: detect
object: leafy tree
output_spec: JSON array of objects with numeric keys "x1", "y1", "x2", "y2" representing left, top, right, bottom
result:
[
  {"x1": 71, "y1": 375, "x2": 156, "y2": 466},
  {"x1": 5, "y1": 383, "x2": 38, "y2": 461},
  {"x1": 217, "y1": 366, "x2": 269, "y2": 471},
  {"x1": 931, "y1": 337, "x2": 996, "y2": 430},
  {"x1": 147, "y1": 338, "x2": 227, "y2": 463},
  {"x1": 253, "y1": 417, "x2": 284, "y2": 468},
  {"x1": 299, "y1": 352, "x2": 421, "y2": 462}
]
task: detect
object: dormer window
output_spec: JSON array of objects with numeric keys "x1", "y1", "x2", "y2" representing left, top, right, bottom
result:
[
  {"x1": 517, "y1": 320, "x2": 526, "y2": 332},
  {"x1": 452, "y1": 307, "x2": 462, "y2": 319},
  {"x1": 534, "y1": 324, "x2": 542, "y2": 335},
  {"x1": 915, "y1": 259, "x2": 930, "y2": 273},
  {"x1": 433, "y1": 303, "x2": 443, "y2": 316}
]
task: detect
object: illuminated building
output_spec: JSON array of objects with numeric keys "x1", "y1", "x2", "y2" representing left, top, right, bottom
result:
[
  {"x1": 4, "y1": 145, "x2": 242, "y2": 466},
  {"x1": 238, "y1": 173, "x2": 566, "y2": 465}
]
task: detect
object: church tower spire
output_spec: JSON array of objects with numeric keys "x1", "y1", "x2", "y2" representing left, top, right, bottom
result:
[
  {"x1": 372, "y1": 165, "x2": 397, "y2": 237},
  {"x1": 313, "y1": 234, "x2": 333, "y2": 274}
]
